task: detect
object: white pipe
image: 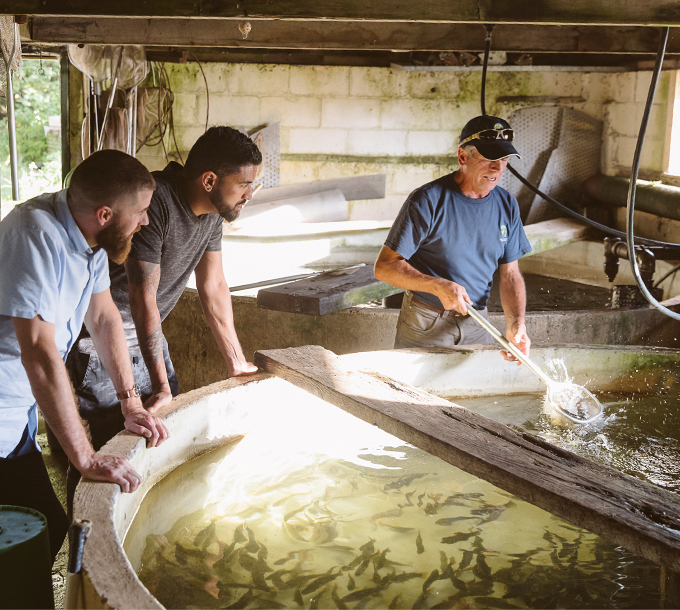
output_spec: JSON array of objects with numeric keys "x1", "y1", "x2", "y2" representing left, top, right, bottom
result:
[{"x1": 6, "y1": 22, "x2": 19, "y2": 200}]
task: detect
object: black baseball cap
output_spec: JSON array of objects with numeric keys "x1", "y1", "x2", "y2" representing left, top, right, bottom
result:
[{"x1": 458, "y1": 115, "x2": 521, "y2": 161}]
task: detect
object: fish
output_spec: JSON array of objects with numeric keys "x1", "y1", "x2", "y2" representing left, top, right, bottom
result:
[
  {"x1": 274, "y1": 549, "x2": 306, "y2": 566},
  {"x1": 435, "y1": 517, "x2": 479, "y2": 526},
  {"x1": 345, "y1": 555, "x2": 363, "y2": 571},
  {"x1": 459, "y1": 549, "x2": 474, "y2": 570},
  {"x1": 416, "y1": 492, "x2": 426, "y2": 507},
  {"x1": 369, "y1": 509, "x2": 403, "y2": 529},
  {"x1": 372, "y1": 566, "x2": 382, "y2": 584},
  {"x1": 424, "y1": 502, "x2": 440, "y2": 516},
  {"x1": 341, "y1": 586, "x2": 383, "y2": 603},
  {"x1": 294, "y1": 588, "x2": 304, "y2": 607},
  {"x1": 331, "y1": 585, "x2": 348, "y2": 609},
  {"x1": 193, "y1": 521, "x2": 216, "y2": 550},
  {"x1": 175, "y1": 543, "x2": 188, "y2": 565},
  {"x1": 284, "y1": 504, "x2": 311, "y2": 523},
  {"x1": 233, "y1": 525, "x2": 247, "y2": 544},
  {"x1": 323, "y1": 545, "x2": 354, "y2": 553},
  {"x1": 284, "y1": 522, "x2": 310, "y2": 543},
  {"x1": 373, "y1": 548, "x2": 390, "y2": 571},
  {"x1": 416, "y1": 532, "x2": 425, "y2": 554},
  {"x1": 224, "y1": 588, "x2": 254, "y2": 609},
  {"x1": 474, "y1": 598, "x2": 521, "y2": 609},
  {"x1": 383, "y1": 524, "x2": 415, "y2": 534},
  {"x1": 391, "y1": 572, "x2": 424, "y2": 584},
  {"x1": 388, "y1": 594, "x2": 402, "y2": 609},
  {"x1": 254, "y1": 597, "x2": 286, "y2": 609},
  {"x1": 257, "y1": 543, "x2": 268, "y2": 562},
  {"x1": 430, "y1": 593, "x2": 465, "y2": 609},
  {"x1": 270, "y1": 569, "x2": 293, "y2": 589},
  {"x1": 314, "y1": 523, "x2": 339, "y2": 545},
  {"x1": 422, "y1": 569, "x2": 439, "y2": 591},
  {"x1": 411, "y1": 590, "x2": 429, "y2": 609},
  {"x1": 347, "y1": 574, "x2": 356, "y2": 591},
  {"x1": 282, "y1": 574, "x2": 327, "y2": 591},
  {"x1": 399, "y1": 491, "x2": 416, "y2": 508},
  {"x1": 355, "y1": 558, "x2": 371, "y2": 577},
  {"x1": 442, "y1": 496, "x2": 469, "y2": 507},
  {"x1": 383, "y1": 473, "x2": 427, "y2": 491},
  {"x1": 301, "y1": 570, "x2": 340, "y2": 595},
  {"x1": 359, "y1": 538, "x2": 375, "y2": 554},
  {"x1": 439, "y1": 551, "x2": 449, "y2": 573},
  {"x1": 473, "y1": 553, "x2": 491, "y2": 580},
  {"x1": 245, "y1": 526, "x2": 260, "y2": 554},
  {"x1": 441, "y1": 531, "x2": 478, "y2": 544}
]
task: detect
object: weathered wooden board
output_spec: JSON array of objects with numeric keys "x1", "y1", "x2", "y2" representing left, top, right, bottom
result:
[
  {"x1": 255, "y1": 175, "x2": 386, "y2": 205},
  {"x1": 30, "y1": 18, "x2": 680, "y2": 54},
  {"x1": 524, "y1": 217, "x2": 591, "y2": 255},
  {"x1": 257, "y1": 263, "x2": 401, "y2": 315},
  {"x1": 12, "y1": 1, "x2": 680, "y2": 26},
  {"x1": 255, "y1": 345, "x2": 680, "y2": 572}
]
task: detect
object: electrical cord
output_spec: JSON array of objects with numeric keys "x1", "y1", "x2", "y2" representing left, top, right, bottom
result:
[
  {"x1": 653, "y1": 261, "x2": 680, "y2": 288},
  {"x1": 479, "y1": 25, "x2": 680, "y2": 253}
]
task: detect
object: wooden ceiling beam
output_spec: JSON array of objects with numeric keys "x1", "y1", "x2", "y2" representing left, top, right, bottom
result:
[
  {"x1": 30, "y1": 18, "x2": 680, "y2": 54},
  {"x1": 6, "y1": 0, "x2": 680, "y2": 26}
]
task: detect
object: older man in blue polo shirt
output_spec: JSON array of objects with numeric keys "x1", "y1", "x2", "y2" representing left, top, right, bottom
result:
[
  {"x1": 375, "y1": 115, "x2": 532, "y2": 360},
  {"x1": 0, "y1": 150, "x2": 169, "y2": 565}
]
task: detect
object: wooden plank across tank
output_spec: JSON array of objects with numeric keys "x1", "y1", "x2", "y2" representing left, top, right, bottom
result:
[
  {"x1": 255, "y1": 345, "x2": 680, "y2": 572},
  {"x1": 257, "y1": 263, "x2": 402, "y2": 315}
]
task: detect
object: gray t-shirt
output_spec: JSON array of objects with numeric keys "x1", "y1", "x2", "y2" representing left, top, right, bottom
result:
[{"x1": 110, "y1": 162, "x2": 224, "y2": 343}]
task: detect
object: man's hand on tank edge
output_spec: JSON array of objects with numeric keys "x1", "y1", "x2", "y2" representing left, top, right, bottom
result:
[
  {"x1": 122, "y1": 399, "x2": 170, "y2": 446},
  {"x1": 229, "y1": 361, "x2": 259, "y2": 377},
  {"x1": 77, "y1": 453, "x2": 143, "y2": 493}
]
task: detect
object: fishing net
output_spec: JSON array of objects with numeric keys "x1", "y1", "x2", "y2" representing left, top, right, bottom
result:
[
  {"x1": 0, "y1": 16, "x2": 22, "y2": 98},
  {"x1": 68, "y1": 44, "x2": 148, "y2": 89}
]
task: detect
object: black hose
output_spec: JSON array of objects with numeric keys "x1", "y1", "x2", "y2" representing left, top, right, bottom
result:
[
  {"x1": 481, "y1": 25, "x2": 494, "y2": 116},
  {"x1": 625, "y1": 27, "x2": 680, "y2": 319},
  {"x1": 479, "y1": 25, "x2": 680, "y2": 252},
  {"x1": 653, "y1": 262, "x2": 680, "y2": 288}
]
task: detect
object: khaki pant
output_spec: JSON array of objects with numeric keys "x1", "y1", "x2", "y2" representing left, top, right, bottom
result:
[{"x1": 394, "y1": 291, "x2": 495, "y2": 349}]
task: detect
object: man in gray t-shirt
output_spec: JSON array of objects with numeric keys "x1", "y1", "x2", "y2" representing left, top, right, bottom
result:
[{"x1": 66, "y1": 126, "x2": 262, "y2": 511}]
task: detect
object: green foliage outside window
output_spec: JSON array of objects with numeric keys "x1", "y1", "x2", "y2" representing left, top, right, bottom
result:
[{"x1": 0, "y1": 58, "x2": 62, "y2": 204}]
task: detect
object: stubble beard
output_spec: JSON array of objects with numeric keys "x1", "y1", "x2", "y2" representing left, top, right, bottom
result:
[{"x1": 210, "y1": 185, "x2": 244, "y2": 222}]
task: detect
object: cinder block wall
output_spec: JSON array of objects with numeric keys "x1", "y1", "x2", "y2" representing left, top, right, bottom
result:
[{"x1": 127, "y1": 63, "x2": 670, "y2": 221}]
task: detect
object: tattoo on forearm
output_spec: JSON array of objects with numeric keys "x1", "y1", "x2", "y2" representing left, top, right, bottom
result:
[
  {"x1": 139, "y1": 325, "x2": 164, "y2": 366},
  {"x1": 127, "y1": 259, "x2": 161, "y2": 299}
]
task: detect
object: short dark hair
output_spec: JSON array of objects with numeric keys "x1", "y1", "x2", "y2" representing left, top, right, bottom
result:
[
  {"x1": 183, "y1": 126, "x2": 262, "y2": 180},
  {"x1": 68, "y1": 150, "x2": 155, "y2": 211}
]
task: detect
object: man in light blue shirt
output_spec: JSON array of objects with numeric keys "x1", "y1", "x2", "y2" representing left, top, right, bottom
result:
[{"x1": 0, "y1": 150, "x2": 169, "y2": 564}]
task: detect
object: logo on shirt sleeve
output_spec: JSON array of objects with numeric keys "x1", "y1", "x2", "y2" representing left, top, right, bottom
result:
[{"x1": 500, "y1": 224, "x2": 508, "y2": 242}]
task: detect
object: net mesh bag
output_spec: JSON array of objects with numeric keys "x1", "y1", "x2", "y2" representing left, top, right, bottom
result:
[{"x1": 0, "y1": 16, "x2": 22, "y2": 98}]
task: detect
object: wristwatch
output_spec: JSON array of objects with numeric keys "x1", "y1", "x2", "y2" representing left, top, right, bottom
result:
[{"x1": 116, "y1": 384, "x2": 141, "y2": 400}]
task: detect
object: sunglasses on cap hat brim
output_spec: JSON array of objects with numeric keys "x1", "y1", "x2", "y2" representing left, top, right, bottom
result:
[{"x1": 459, "y1": 128, "x2": 514, "y2": 147}]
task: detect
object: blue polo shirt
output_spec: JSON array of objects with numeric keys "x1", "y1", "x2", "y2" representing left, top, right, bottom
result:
[
  {"x1": 0, "y1": 191, "x2": 110, "y2": 458},
  {"x1": 385, "y1": 174, "x2": 531, "y2": 309}
]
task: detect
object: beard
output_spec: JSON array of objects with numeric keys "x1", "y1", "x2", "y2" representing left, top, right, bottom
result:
[
  {"x1": 96, "y1": 219, "x2": 138, "y2": 265},
  {"x1": 209, "y1": 184, "x2": 244, "y2": 222}
]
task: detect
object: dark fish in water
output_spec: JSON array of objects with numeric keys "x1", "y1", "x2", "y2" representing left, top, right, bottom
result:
[
  {"x1": 372, "y1": 565, "x2": 382, "y2": 584},
  {"x1": 441, "y1": 531, "x2": 478, "y2": 544},
  {"x1": 439, "y1": 551, "x2": 449, "y2": 573},
  {"x1": 254, "y1": 597, "x2": 286, "y2": 609},
  {"x1": 274, "y1": 549, "x2": 306, "y2": 566},
  {"x1": 473, "y1": 597, "x2": 521, "y2": 609},
  {"x1": 294, "y1": 588, "x2": 304, "y2": 607},
  {"x1": 388, "y1": 594, "x2": 402, "y2": 609},
  {"x1": 345, "y1": 555, "x2": 363, "y2": 571},
  {"x1": 383, "y1": 473, "x2": 427, "y2": 491},
  {"x1": 391, "y1": 572, "x2": 424, "y2": 584},
  {"x1": 435, "y1": 517, "x2": 479, "y2": 526},
  {"x1": 422, "y1": 569, "x2": 439, "y2": 592},
  {"x1": 442, "y1": 496, "x2": 468, "y2": 507},
  {"x1": 416, "y1": 532, "x2": 425, "y2": 554},
  {"x1": 355, "y1": 558, "x2": 371, "y2": 577},
  {"x1": 257, "y1": 542, "x2": 268, "y2": 562},
  {"x1": 430, "y1": 593, "x2": 465, "y2": 609},
  {"x1": 411, "y1": 590, "x2": 428, "y2": 609},
  {"x1": 270, "y1": 569, "x2": 293, "y2": 589},
  {"x1": 314, "y1": 523, "x2": 339, "y2": 545},
  {"x1": 416, "y1": 492, "x2": 426, "y2": 507},
  {"x1": 309, "y1": 592, "x2": 322, "y2": 609},
  {"x1": 233, "y1": 524, "x2": 248, "y2": 544},
  {"x1": 225, "y1": 588, "x2": 254, "y2": 609},
  {"x1": 370, "y1": 508, "x2": 403, "y2": 529},
  {"x1": 193, "y1": 521, "x2": 216, "y2": 550},
  {"x1": 238, "y1": 552, "x2": 258, "y2": 572},
  {"x1": 332, "y1": 584, "x2": 348, "y2": 609},
  {"x1": 324, "y1": 544, "x2": 354, "y2": 553},
  {"x1": 403, "y1": 491, "x2": 416, "y2": 507},
  {"x1": 245, "y1": 526, "x2": 260, "y2": 554},
  {"x1": 359, "y1": 538, "x2": 375, "y2": 554},
  {"x1": 459, "y1": 549, "x2": 474, "y2": 570},
  {"x1": 174, "y1": 543, "x2": 188, "y2": 565},
  {"x1": 424, "y1": 502, "x2": 440, "y2": 516},
  {"x1": 282, "y1": 573, "x2": 326, "y2": 591},
  {"x1": 473, "y1": 553, "x2": 491, "y2": 580},
  {"x1": 341, "y1": 586, "x2": 383, "y2": 603},
  {"x1": 347, "y1": 574, "x2": 356, "y2": 591},
  {"x1": 373, "y1": 548, "x2": 390, "y2": 571},
  {"x1": 471, "y1": 536, "x2": 484, "y2": 552},
  {"x1": 383, "y1": 524, "x2": 415, "y2": 534},
  {"x1": 301, "y1": 570, "x2": 340, "y2": 595},
  {"x1": 449, "y1": 576, "x2": 468, "y2": 593}
]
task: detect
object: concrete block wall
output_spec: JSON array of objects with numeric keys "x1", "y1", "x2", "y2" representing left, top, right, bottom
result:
[{"x1": 133, "y1": 63, "x2": 663, "y2": 221}]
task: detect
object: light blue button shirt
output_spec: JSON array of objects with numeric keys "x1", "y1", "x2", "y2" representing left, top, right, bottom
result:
[{"x1": 0, "y1": 190, "x2": 110, "y2": 458}]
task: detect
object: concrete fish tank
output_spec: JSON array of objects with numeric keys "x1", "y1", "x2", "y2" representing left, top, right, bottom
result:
[{"x1": 72, "y1": 345, "x2": 680, "y2": 609}]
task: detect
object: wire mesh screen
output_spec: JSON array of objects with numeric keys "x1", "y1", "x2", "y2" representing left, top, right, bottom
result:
[{"x1": 0, "y1": 16, "x2": 21, "y2": 98}]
